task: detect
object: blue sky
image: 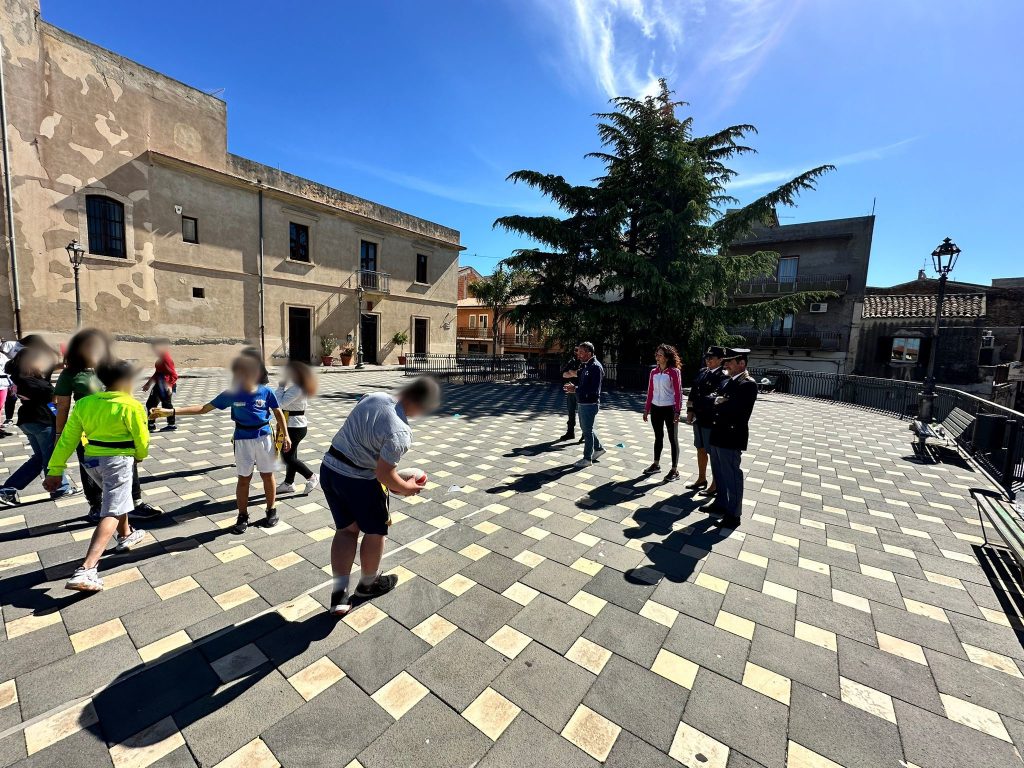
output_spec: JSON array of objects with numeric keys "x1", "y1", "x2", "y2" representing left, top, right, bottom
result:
[{"x1": 44, "y1": 0, "x2": 1022, "y2": 286}]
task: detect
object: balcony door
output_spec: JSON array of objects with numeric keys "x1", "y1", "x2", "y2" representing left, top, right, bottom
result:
[
  {"x1": 360, "y1": 240, "x2": 378, "y2": 289},
  {"x1": 778, "y1": 256, "x2": 798, "y2": 285},
  {"x1": 770, "y1": 313, "x2": 794, "y2": 337}
]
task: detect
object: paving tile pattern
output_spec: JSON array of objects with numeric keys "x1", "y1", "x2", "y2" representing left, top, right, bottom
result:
[{"x1": 1, "y1": 369, "x2": 1024, "y2": 766}]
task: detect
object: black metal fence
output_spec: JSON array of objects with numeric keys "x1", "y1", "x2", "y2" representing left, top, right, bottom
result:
[{"x1": 404, "y1": 354, "x2": 1024, "y2": 498}]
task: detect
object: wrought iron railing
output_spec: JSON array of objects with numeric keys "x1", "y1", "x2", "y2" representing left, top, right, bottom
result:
[
  {"x1": 404, "y1": 354, "x2": 1023, "y2": 498},
  {"x1": 357, "y1": 269, "x2": 390, "y2": 293},
  {"x1": 733, "y1": 330, "x2": 842, "y2": 351},
  {"x1": 735, "y1": 273, "x2": 849, "y2": 296}
]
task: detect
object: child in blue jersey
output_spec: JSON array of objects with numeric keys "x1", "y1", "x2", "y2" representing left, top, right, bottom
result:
[{"x1": 151, "y1": 349, "x2": 290, "y2": 533}]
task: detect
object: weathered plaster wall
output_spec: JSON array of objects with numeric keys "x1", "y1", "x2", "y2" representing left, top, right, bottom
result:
[{"x1": 0, "y1": 0, "x2": 459, "y2": 364}]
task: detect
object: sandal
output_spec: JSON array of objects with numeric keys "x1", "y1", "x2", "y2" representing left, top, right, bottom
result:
[{"x1": 698, "y1": 487, "x2": 718, "y2": 497}]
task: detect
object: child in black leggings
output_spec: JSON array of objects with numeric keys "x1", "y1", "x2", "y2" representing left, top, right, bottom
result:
[{"x1": 275, "y1": 361, "x2": 319, "y2": 495}]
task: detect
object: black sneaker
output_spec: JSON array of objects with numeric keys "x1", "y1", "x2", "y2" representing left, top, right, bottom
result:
[
  {"x1": 642, "y1": 463, "x2": 661, "y2": 475},
  {"x1": 354, "y1": 574, "x2": 399, "y2": 599},
  {"x1": 231, "y1": 514, "x2": 249, "y2": 534},
  {"x1": 0, "y1": 488, "x2": 19, "y2": 507},
  {"x1": 147, "y1": 421, "x2": 156, "y2": 431},
  {"x1": 130, "y1": 502, "x2": 162, "y2": 521},
  {"x1": 558, "y1": 431, "x2": 575, "y2": 441},
  {"x1": 86, "y1": 507, "x2": 102, "y2": 524},
  {"x1": 329, "y1": 588, "x2": 351, "y2": 616},
  {"x1": 263, "y1": 508, "x2": 279, "y2": 528}
]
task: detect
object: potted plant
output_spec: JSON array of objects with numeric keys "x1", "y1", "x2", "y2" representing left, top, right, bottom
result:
[
  {"x1": 319, "y1": 334, "x2": 337, "y2": 366},
  {"x1": 392, "y1": 330, "x2": 410, "y2": 365},
  {"x1": 339, "y1": 343, "x2": 355, "y2": 366}
]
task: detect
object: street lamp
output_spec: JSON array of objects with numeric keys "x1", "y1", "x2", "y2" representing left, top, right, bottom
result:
[
  {"x1": 65, "y1": 239, "x2": 86, "y2": 328},
  {"x1": 355, "y1": 281, "x2": 365, "y2": 369},
  {"x1": 918, "y1": 236, "x2": 962, "y2": 426}
]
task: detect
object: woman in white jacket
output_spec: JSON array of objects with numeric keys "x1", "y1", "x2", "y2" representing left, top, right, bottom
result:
[{"x1": 275, "y1": 361, "x2": 319, "y2": 494}]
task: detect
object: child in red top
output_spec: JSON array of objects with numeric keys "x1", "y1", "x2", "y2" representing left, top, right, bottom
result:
[{"x1": 144, "y1": 338, "x2": 178, "y2": 431}]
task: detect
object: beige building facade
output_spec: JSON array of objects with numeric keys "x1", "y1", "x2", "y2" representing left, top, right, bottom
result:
[{"x1": 0, "y1": 0, "x2": 461, "y2": 366}]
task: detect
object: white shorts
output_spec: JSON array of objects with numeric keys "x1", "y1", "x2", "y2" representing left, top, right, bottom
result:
[
  {"x1": 83, "y1": 455, "x2": 135, "y2": 517},
  {"x1": 234, "y1": 434, "x2": 280, "y2": 476}
]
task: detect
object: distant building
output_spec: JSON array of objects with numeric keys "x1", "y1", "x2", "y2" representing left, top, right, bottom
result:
[
  {"x1": 458, "y1": 266, "x2": 483, "y2": 301},
  {"x1": 727, "y1": 215, "x2": 875, "y2": 374},
  {"x1": 0, "y1": 0, "x2": 461, "y2": 365},
  {"x1": 455, "y1": 297, "x2": 554, "y2": 356},
  {"x1": 854, "y1": 275, "x2": 1024, "y2": 390}
]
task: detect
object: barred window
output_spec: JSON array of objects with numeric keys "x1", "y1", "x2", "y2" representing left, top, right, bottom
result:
[{"x1": 86, "y1": 195, "x2": 126, "y2": 258}]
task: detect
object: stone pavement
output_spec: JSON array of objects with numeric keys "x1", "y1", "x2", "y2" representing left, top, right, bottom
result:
[{"x1": 1, "y1": 369, "x2": 1024, "y2": 767}]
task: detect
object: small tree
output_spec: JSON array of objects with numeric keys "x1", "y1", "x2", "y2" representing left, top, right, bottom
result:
[
  {"x1": 391, "y1": 330, "x2": 409, "y2": 358},
  {"x1": 467, "y1": 265, "x2": 533, "y2": 360}
]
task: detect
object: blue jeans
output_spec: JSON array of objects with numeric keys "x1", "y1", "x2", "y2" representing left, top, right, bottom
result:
[
  {"x1": 3, "y1": 422, "x2": 71, "y2": 495},
  {"x1": 577, "y1": 403, "x2": 603, "y2": 460}
]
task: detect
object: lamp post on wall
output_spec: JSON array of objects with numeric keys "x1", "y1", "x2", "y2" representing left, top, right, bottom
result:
[
  {"x1": 355, "y1": 282, "x2": 365, "y2": 369},
  {"x1": 65, "y1": 240, "x2": 86, "y2": 328},
  {"x1": 918, "y1": 236, "x2": 962, "y2": 425}
]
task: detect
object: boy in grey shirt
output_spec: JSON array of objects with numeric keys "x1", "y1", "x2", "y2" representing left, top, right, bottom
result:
[{"x1": 323, "y1": 377, "x2": 441, "y2": 615}]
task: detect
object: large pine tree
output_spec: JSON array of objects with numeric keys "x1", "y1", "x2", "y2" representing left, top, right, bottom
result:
[{"x1": 496, "y1": 80, "x2": 835, "y2": 366}]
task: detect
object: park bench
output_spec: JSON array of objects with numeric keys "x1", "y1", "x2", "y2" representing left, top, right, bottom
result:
[
  {"x1": 910, "y1": 406, "x2": 975, "y2": 458},
  {"x1": 970, "y1": 487, "x2": 1024, "y2": 577}
]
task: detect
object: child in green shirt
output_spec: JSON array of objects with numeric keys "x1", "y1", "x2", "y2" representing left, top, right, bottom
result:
[{"x1": 46, "y1": 360, "x2": 150, "y2": 592}]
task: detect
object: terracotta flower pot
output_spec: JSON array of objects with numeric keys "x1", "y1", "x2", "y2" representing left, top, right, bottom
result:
[{"x1": 321, "y1": 356, "x2": 334, "y2": 366}]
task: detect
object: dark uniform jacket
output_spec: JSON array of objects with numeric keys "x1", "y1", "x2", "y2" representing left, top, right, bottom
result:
[
  {"x1": 708, "y1": 371, "x2": 757, "y2": 451},
  {"x1": 686, "y1": 366, "x2": 725, "y2": 425}
]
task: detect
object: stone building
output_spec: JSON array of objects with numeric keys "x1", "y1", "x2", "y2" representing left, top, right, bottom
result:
[
  {"x1": 0, "y1": 0, "x2": 461, "y2": 366},
  {"x1": 727, "y1": 213, "x2": 875, "y2": 374},
  {"x1": 854, "y1": 274, "x2": 1024, "y2": 389}
]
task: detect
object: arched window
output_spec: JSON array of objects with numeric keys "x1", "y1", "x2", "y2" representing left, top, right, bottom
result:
[{"x1": 85, "y1": 195, "x2": 126, "y2": 258}]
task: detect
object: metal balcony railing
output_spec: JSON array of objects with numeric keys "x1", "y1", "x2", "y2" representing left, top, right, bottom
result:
[
  {"x1": 733, "y1": 330, "x2": 843, "y2": 351},
  {"x1": 357, "y1": 269, "x2": 391, "y2": 293},
  {"x1": 457, "y1": 328, "x2": 549, "y2": 348},
  {"x1": 734, "y1": 273, "x2": 849, "y2": 296}
]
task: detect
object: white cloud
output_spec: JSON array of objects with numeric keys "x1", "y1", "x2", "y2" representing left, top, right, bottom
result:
[
  {"x1": 532, "y1": 0, "x2": 800, "y2": 104},
  {"x1": 728, "y1": 137, "x2": 919, "y2": 190},
  {"x1": 545, "y1": 0, "x2": 690, "y2": 98}
]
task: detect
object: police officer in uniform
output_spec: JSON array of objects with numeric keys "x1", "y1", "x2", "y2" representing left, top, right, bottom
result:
[
  {"x1": 685, "y1": 346, "x2": 726, "y2": 491},
  {"x1": 558, "y1": 345, "x2": 583, "y2": 442},
  {"x1": 704, "y1": 347, "x2": 757, "y2": 528}
]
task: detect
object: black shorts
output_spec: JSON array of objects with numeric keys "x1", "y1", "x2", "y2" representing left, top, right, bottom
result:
[{"x1": 321, "y1": 465, "x2": 391, "y2": 535}]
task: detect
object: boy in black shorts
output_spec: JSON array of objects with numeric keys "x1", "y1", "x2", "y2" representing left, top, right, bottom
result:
[{"x1": 321, "y1": 377, "x2": 440, "y2": 615}]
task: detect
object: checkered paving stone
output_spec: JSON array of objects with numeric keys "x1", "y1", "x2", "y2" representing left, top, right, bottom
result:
[{"x1": 2, "y1": 368, "x2": 1024, "y2": 767}]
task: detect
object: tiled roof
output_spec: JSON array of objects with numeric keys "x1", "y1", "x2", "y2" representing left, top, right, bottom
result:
[{"x1": 862, "y1": 293, "x2": 986, "y2": 319}]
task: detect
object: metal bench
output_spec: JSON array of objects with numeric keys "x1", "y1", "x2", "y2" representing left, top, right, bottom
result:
[
  {"x1": 911, "y1": 406, "x2": 975, "y2": 459},
  {"x1": 971, "y1": 487, "x2": 1024, "y2": 577}
]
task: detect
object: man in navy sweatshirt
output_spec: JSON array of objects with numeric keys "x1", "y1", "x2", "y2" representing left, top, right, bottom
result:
[{"x1": 563, "y1": 342, "x2": 606, "y2": 467}]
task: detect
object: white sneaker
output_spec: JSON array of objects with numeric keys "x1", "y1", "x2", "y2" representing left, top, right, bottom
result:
[
  {"x1": 66, "y1": 566, "x2": 103, "y2": 592},
  {"x1": 277, "y1": 483, "x2": 296, "y2": 494},
  {"x1": 115, "y1": 528, "x2": 146, "y2": 552},
  {"x1": 575, "y1": 459, "x2": 593, "y2": 467},
  {"x1": 303, "y1": 474, "x2": 320, "y2": 494},
  {"x1": 592, "y1": 448, "x2": 607, "y2": 460}
]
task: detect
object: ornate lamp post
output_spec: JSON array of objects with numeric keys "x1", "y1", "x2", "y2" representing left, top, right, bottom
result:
[
  {"x1": 65, "y1": 239, "x2": 86, "y2": 328},
  {"x1": 355, "y1": 281, "x2": 365, "y2": 369},
  {"x1": 918, "y1": 236, "x2": 962, "y2": 425}
]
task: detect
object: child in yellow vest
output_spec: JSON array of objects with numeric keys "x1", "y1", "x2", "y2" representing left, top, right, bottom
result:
[{"x1": 45, "y1": 360, "x2": 150, "y2": 592}]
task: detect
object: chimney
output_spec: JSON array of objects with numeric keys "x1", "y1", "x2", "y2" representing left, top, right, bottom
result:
[{"x1": 917, "y1": 269, "x2": 927, "y2": 280}]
